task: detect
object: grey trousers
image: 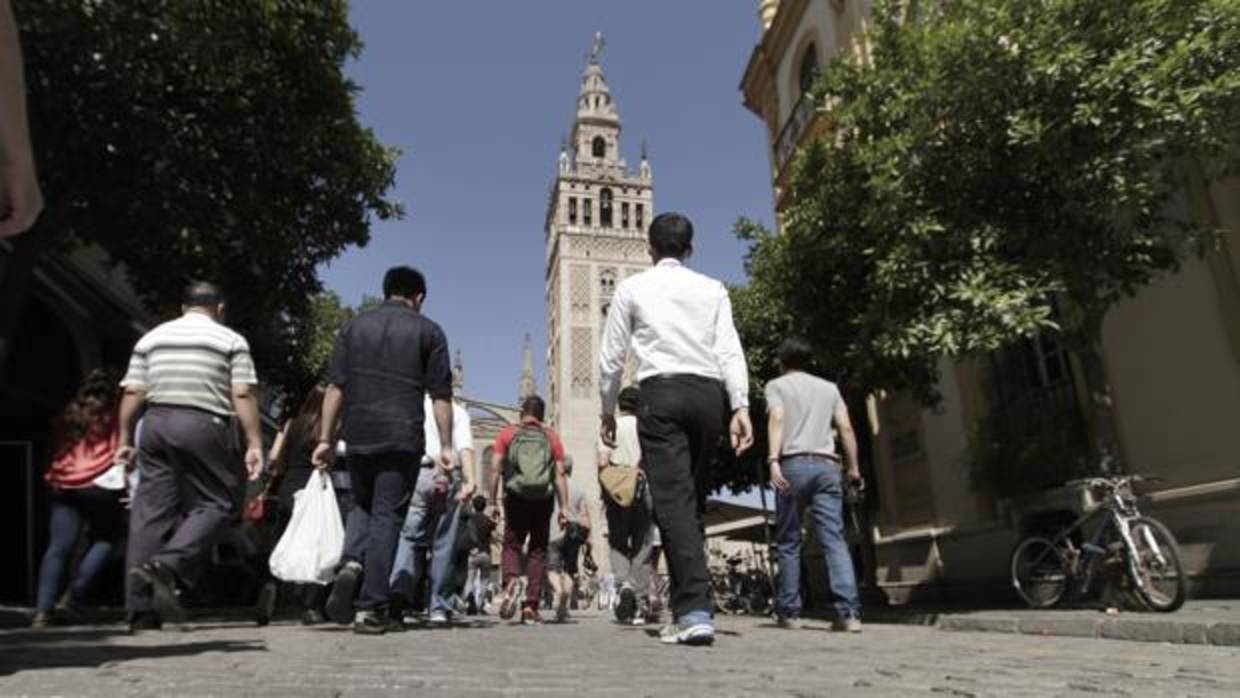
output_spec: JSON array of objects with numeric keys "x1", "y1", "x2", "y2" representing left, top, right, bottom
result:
[
  {"x1": 605, "y1": 484, "x2": 654, "y2": 598},
  {"x1": 126, "y1": 406, "x2": 244, "y2": 612}
]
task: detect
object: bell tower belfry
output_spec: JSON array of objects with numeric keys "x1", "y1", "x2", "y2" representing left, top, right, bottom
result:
[{"x1": 544, "y1": 35, "x2": 652, "y2": 563}]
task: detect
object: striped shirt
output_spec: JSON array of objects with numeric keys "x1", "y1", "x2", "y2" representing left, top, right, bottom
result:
[{"x1": 121, "y1": 312, "x2": 258, "y2": 417}]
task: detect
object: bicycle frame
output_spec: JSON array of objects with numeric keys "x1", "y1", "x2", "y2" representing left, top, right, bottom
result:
[{"x1": 1037, "y1": 480, "x2": 1165, "y2": 597}]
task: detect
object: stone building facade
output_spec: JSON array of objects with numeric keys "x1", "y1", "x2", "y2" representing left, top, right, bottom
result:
[
  {"x1": 740, "y1": 0, "x2": 1240, "y2": 602},
  {"x1": 544, "y1": 43, "x2": 652, "y2": 567}
]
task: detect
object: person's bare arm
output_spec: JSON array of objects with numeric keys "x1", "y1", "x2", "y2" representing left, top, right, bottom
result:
[
  {"x1": 115, "y1": 386, "x2": 147, "y2": 463},
  {"x1": 554, "y1": 460, "x2": 570, "y2": 528},
  {"x1": 766, "y1": 405, "x2": 790, "y2": 491},
  {"x1": 833, "y1": 400, "x2": 861, "y2": 483},
  {"x1": 267, "y1": 422, "x2": 288, "y2": 468},
  {"x1": 311, "y1": 384, "x2": 344, "y2": 467},
  {"x1": 0, "y1": 0, "x2": 42, "y2": 238},
  {"x1": 231, "y1": 383, "x2": 264, "y2": 480},
  {"x1": 431, "y1": 397, "x2": 453, "y2": 472},
  {"x1": 491, "y1": 447, "x2": 506, "y2": 523},
  {"x1": 456, "y1": 447, "x2": 477, "y2": 502}
]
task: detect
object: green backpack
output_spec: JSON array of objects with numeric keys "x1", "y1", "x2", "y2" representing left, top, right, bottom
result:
[{"x1": 504, "y1": 425, "x2": 555, "y2": 500}]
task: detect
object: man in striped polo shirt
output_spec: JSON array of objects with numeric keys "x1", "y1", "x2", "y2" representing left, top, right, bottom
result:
[{"x1": 116, "y1": 281, "x2": 263, "y2": 631}]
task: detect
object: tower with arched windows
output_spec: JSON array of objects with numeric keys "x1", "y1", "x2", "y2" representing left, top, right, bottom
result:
[{"x1": 544, "y1": 37, "x2": 652, "y2": 565}]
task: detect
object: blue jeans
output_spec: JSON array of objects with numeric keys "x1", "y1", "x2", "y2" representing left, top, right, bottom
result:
[
  {"x1": 774, "y1": 456, "x2": 860, "y2": 618},
  {"x1": 36, "y1": 487, "x2": 125, "y2": 613},
  {"x1": 389, "y1": 467, "x2": 462, "y2": 613}
]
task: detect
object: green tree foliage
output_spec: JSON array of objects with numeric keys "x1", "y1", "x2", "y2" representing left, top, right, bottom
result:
[
  {"x1": 305, "y1": 290, "x2": 355, "y2": 383},
  {"x1": 735, "y1": 0, "x2": 1240, "y2": 480},
  {"x1": 15, "y1": 0, "x2": 401, "y2": 393}
]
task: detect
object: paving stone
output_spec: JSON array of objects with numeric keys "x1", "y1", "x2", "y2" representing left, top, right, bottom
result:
[
  {"x1": 2, "y1": 613, "x2": 1240, "y2": 696},
  {"x1": 938, "y1": 615, "x2": 1020, "y2": 635},
  {"x1": 1206, "y1": 622, "x2": 1240, "y2": 646},
  {"x1": 1017, "y1": 616, "x2": 1102, "y2": 638}
]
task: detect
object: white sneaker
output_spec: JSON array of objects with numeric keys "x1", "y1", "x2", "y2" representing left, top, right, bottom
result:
[
  {"x1": 658, "y1": 622, "x2": 715, "y2": 646},
  {"x1": 428, "y1": 609, "x2": 450, "y2": 626},
  {"x1": 831, "y1": 616, "x2": 862, "y2": 633}
]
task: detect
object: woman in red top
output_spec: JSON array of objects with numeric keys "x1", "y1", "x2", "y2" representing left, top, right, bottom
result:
[{"x1": 32, "y1": 369, "x2": 127, "y2": 628}]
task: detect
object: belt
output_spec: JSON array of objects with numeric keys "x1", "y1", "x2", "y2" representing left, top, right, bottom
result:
[
  {"x1": 781, "y1": 452, "x2": 841, "y2": 463},
  {"x1": 639, "y1": 373, "x2": 723, "y2": 387}
]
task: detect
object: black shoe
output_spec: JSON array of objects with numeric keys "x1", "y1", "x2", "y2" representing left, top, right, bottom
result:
[
  {"x1": 301, "y1": 609, "x2": 327, "y2": 626},
  {"x1": 127, "y1": 610, "x2": 163, "y2": 633},
  {"x1": 615, "y1": 587, "x2": 637, "y2": 623},
  {"x1": 386, "y1": 604, "x2": 409, "y2": 632},
  {"x1": 255, "y1": 580, "x2": 277, "y2": 627},
  {"x1": 326, "y1": 562, "x2": 362, "y2": 625},
  {"x1": 54, "y1": 594, "x2": 88, "y2": 625},
  {"x1": 129, "y1": 562, "x2": 185, "y2": 623},
  {"x1": 353, "y1": 610, "x2": 387, "y2": 635}
]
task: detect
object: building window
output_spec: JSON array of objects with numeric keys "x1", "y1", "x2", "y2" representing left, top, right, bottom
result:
[
  {"x1": 583, "y1": 198, "x2": 593, "y2": 226},
  {"x1": 621, "y1": 202, "x2": 630, "y2": 228},
  {"x1": 599, "y1": 269, "x2": 617, "y2": 296},
  {"x1": 568, "y1": 197, "x2": 577, "y2": 224},
  {"x1": 592, "y1": 135, "x2": 606, "y2": 159},
  {"x1": 600, "y1": 188, "x2": 613, "y2": 228},
  {"x1": 635, "y1": 203, "x2": 644, "y2": 231},
  {"x1": 798, "y1": 43, "x2": 820, "y2": 95}
]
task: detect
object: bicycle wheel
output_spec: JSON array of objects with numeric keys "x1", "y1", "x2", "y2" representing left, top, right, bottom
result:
[
  {"x1": 1010, "y1": 536, "x2": 1070, "y2": 608},
  {"x1": 1126, "y1": 516, "x2": 1187, "y2": 612}
]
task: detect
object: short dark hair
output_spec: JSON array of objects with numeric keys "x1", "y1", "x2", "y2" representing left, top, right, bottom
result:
[
  {"x1": 383, "y1": 266, "x2": 427, "y2": 299},
  {"x1": 183, "y1": 281, "x2": 223, "y2": 307},
  {"x1": 472, "y1": 494, "x2": 487, "y2": 512},
  {"x1": 520, "y1": 395, "x2": 546, "y2": 421},
  {"x1": 618, "y1": 386, "x2": 640, "y2": 413},
  {"x1": 776, "y1": 336, "x2": 814, "y2": 372},
  {"x1": 648, "y1": 212, "x2": 693, "y2": 259}
]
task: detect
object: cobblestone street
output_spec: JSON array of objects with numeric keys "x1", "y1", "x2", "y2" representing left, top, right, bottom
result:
[{"x1": 2, "y1": 611, "x2": 1239, "y2": 697}]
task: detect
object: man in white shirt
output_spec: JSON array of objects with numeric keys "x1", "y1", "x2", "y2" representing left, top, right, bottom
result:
[
  {"x1": 599, "y1": 212, "x2": 754, "y2": 646},
  {"x1": 388, "y1": 395, "x2": 476, "y2": 625}
]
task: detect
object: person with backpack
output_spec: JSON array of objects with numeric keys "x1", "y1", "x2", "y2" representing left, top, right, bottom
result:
[
  {"x1": 598, "y1": 386, "x2": 654, "y2": 626},
  {"x1": 490, "y1": 395, "x2": 569, "y2": 625}
]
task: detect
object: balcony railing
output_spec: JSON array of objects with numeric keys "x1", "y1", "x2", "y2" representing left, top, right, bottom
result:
[{"x1": 773, "y1": 90, "x2": 819, "y2": 175}]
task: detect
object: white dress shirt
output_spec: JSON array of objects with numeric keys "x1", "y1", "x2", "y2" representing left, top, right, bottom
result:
[
  {"x1": 421, "y1": 395, "x2": 473, "y2": 465},
  {"x1": 599, "y1": 258, "x2": 750, "y2": 415}
]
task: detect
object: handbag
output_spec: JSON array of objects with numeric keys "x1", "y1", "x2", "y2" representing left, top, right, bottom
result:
[{"x1": 599, "y1": 464, "x2": 641, "y2": 508}]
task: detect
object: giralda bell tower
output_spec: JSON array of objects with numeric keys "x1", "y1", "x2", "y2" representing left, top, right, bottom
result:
[{"x1": 544, "y1": 35, "x2": 652, "y2": 564}]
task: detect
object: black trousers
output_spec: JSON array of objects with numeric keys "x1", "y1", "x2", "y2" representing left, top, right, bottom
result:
[
  {"x1": 342, "y1": 451, "x2": 418, "y2": 611},
  {"x1": 126, "y1": 405, "x2": 244, "y2": 612},
  {"x1": 637, "y1": 375, "x2": 727, "y2": 619}
]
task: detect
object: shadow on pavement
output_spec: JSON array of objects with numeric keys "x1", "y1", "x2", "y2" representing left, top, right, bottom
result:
[{"x1": 0, "y1": 627, "x2": 265, "y2": 676}]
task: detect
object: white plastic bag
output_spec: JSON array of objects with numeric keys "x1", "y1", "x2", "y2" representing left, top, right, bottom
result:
[{"x1": 269, "y1": 470, "x2": 344, "y2": 584}]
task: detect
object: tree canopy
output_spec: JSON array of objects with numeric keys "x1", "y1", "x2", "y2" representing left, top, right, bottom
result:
[
  {"x1": 731, "y1": 0, "x2": 1240, "y2": 486},
  {"x1": 15, "y1": 0, "x2": 401, "y2": 394}
]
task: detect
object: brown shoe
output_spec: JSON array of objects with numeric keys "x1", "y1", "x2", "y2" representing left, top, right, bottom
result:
[{"x1": 499, "y1": 579, "x2": 521, "y2": 620}]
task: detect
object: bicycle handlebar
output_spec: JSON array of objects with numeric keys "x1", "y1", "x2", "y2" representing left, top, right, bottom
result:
[{"x1": 1063, "y1": 474, "x2": 1163, "y2": 490}]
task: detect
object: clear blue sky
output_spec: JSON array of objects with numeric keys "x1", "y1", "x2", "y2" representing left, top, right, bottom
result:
[{"x1": 319, "y1": 1, "x2": 776, "y2": 407}]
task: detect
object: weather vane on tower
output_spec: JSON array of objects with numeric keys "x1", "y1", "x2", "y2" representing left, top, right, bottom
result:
[{"x1": 589, "y1": 31, "x2": 606, "y2": 64}]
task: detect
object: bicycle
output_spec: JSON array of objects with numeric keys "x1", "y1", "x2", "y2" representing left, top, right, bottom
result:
[{"x1": 1010, "y1": 475, "x2": 1186, "y2": 612}]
